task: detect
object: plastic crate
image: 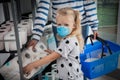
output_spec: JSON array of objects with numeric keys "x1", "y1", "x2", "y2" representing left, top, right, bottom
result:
[{"x1": 80, "y1": 36, "x2": 120, "y2": 79}]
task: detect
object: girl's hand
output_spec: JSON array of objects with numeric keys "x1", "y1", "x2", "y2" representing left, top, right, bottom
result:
[
  {"x1": 23, "y1": 63, "x2": 35, "y2": 75},
  {"x1": 44, "y1": 49, "x2": 54, "y2": 54}
]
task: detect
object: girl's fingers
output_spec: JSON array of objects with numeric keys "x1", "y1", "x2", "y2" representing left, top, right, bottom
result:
[{"x1": 44, "y1": 49, "x2": 52, "y2": 53}]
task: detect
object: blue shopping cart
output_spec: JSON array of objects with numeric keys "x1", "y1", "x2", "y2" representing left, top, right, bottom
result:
[{"x1": 80, "y1": 35, "x2": 120, "y2": 79}]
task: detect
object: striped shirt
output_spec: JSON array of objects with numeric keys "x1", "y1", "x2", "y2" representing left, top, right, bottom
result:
[{"x1": 32, "y1": 0, "x2": 99, "y2": 41}]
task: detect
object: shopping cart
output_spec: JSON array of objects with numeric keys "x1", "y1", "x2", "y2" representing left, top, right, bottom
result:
[{"x1": 80, "y1": 35, "x2": 120, "y2": 79}]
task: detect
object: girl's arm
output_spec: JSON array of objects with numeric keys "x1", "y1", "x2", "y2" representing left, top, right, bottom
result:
[{"x1": 23, "y1": 51, "x2": 61, "y2": 74}]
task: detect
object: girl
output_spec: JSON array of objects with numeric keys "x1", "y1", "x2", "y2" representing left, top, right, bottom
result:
[{"x1": 23, "y1": 7, "x2": 84, "y2": 80}]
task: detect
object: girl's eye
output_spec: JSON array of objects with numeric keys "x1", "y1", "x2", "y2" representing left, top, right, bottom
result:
[
  {"x1": 57, "y1": 24, "x2": 61, "y2": 26},
  {"x1": 64, "y1": 24, "x2": 69, "y2": 26}
]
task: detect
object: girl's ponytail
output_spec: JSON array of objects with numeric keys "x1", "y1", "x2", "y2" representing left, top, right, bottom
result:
[{"x1": 74, "y1": 10, "x2": 84, "y2": 52}]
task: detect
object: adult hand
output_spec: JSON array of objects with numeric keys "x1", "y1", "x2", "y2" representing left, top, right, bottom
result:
[
  {"x1": 93, "y1": 30, "x2": 98, "y2": 39},
  {"x1": 27, "y1": 39, "x2": 38, "y2": 51}
]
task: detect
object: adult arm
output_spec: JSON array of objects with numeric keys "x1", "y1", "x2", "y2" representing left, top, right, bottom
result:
[{"x1": 27, "y1": 0, "x2": 51, "y2": 49}]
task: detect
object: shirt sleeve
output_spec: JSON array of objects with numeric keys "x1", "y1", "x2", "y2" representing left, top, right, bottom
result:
[
  {"x1": 32, "y1": 0, "x2": 51, "y2": 40},
  {"x1": 83, "y1": 0, "x2": 99, "y2": 31},
  {"x1": 55, "y1": 38, "x2": 76, "y2": 59}
]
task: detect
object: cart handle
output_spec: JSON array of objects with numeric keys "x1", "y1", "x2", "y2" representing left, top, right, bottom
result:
[{"x1": 85, "y1": 35, "x2": 112, "y2": 58}]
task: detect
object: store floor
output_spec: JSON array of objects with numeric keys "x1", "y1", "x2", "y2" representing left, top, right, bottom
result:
[{"x1": 94, "y1": 69, "x2": 120, "y2": 80}]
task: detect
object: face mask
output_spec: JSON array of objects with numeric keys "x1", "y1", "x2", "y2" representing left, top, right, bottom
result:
[{"x1": 57, "y1": 26, "x2": 71, "y2": 38}]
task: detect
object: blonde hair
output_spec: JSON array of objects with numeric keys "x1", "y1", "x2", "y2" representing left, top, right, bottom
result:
[{"x1": 56, "y1": 7, "x2": 84, "y2": 51}]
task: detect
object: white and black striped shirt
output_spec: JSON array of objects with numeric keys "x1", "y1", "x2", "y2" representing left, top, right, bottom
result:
[{"x1": 32, "y1": 0, "x2": 99, "y2": 41}]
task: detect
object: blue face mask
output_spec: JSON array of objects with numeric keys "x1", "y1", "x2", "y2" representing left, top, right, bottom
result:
[{"x1": 57, "y1": 26, "x2": 70, "y2": 38}]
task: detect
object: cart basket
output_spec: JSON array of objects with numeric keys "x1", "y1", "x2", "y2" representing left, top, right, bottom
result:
[{"x1": 80, "y1": 35, "x2": 120, "y2": 79}]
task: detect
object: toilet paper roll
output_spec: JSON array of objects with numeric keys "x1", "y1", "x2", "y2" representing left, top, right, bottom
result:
[
  {"x1": 9, "y1": 26, "x2": 27, "y2": 45},
  {"x1": 45, "y1": 71, "x2": 59, "y2": 80},
  {"x1": 0, "y1": 30, "x2": 8, "y2": 50},
  {"x1": 51, "y1": 64, "x2": 57, "y2": 70},
  {"x1": 20, "y1": 19, "x2": 32, "y2": 36},
  {"x1": 29, "y1": 19, "x2": 33, "y2": 31},
  {"x1": 9, "y1": 35, "x2": 22, "y2": 51},
  {"x1": 4, "y1": 31, "x2": 22, "y2": 51},
  {"x1": 18, "y1": 27, "x2": 27, "y2": 45},
  {"x1": 51, "y1": 69, "x2": 59, "y2": 80},
  {"x1": 45, "y1": 72, "x2": 52, "y2": 80},
  {"x1": 20, "y1": 19, "x2": 29, "y2": 23},
  {"x1": 1, "y1": 23, "x2": 13, "y2": 32},
  {"x1": 6, "y1": 20, "x2": 13, "y2": 24},
  {"x1": 42, "y1": 76, "x2": 49, "y2": 80},
  {"x1": 0, "y1": 27, "x2": 7, "y2": 31},
  {"x1": 6, "y1": 21, "x2": 14, "y2": 26},
  {"x1": 0, "y1": 31, "x2": 5, "y2": 50},
  {"x1": 35, "y1": 41, "x2": 47, "y2": 52},
  {"x1": 29, "y1": 14, "x2": 33, "y2": 19}
]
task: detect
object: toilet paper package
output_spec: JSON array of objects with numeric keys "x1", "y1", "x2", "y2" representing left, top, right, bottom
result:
[
  {"x1": 19, "y1": 19, "x2": 33, "y2": 36},
  {"x1": 22, "y1": 41, "x2": 48, "y2": 79},
  {"x1": 0, "y1": 57, "x2": 20, "y2": 80},
  {"x1": 1, "y1": 41, "x2": 48, "y2": 78},
  {"x1": 6, "y1": 21, "x2": 14, "y2": 26},
  {"x1": 1, "y1": 23, "x2": 13, "y2": 32},
  {"x1": 0, "y1": 41, "x2": 48, "y2": 80},
  {"x1": 18, "y1": 27, "x2": 27, "y2": 45},
  {"x1": 0, "y1": 53, "x2": 10, "y2": 67},
  {"x1": 4, "y1": 26, "x2": 28, "y2": 51},
  {"x1": 29, "y1": 14, "x2": 33, "y2": 19},
  {"x1": 4, "y1": 31, "x2": 22, "y2": 52},
  {"x1": 0, "y1": 30, "x2": 8, "y2": 50},
  {"x1": 29, "y1": 19, "x2": 33, "y2": 30},
  {"x1": 45, "y1": 70, "x2": 59, "y2": 80}
]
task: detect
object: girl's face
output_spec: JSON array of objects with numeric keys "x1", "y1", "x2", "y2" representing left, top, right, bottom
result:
[{"x1": 56, "y1": 15, "x2": 75, "y2": 32}]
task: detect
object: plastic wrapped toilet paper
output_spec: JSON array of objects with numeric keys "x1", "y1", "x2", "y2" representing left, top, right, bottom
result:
[
  {"x1": 0, "y1": 53, "x2": 10, "y2": 67},
  {"x1": 4, "y1": 27, "x2": 27, "y2": 51},
  {"x1": 45, "y1": 72, "x2": 52, "y2": 80},
  {"x1": 6, "y1": 21, "x2": 14, "y2": 26},
  {"x1": 51, "y1": 69, "x2": 59, "y2": 80},
  {"x1": 45, "y1": 70, "x2": 59, "y2": 80},
  {"x1": 17, "y1": 23, "x2": 29, "y2": 36},
  {"x1": 1, "y1": 23, "x2": 13, "y2": 32},
  {"x1": 29, "y1": 19, "x2": 33, "y2": 30},
  {"x1": 51, "y1": 64, "x2": 57, "y2": 70},
  {"x1": 29, "y1": 14, "x2": 32, "y2": 18},
  {"x1": 20, "y1": 19, "x2": 33, "y2": 36},
  {"x1": 0, "y1": 30, "x2": 8, "y2": 50},
  {"x1": 0, "y1": 41, "x2": 48, "y2": 80},
  {"x1": 4, "y1": 31, "x2": 22, "y2": 52},
  {"x1": 18, "y1": 27, "x2": 27, "y2": 45},
  {"x1": 0, "y1": 57, "x2": 20, "y2": 80},
  {"x1": 22, "y1": 41, "x2": 48, "y2": 79},
  {"x1": 5, "y1": 21, "x2": 14, "y2": 30},
  {"x1": 0, "y1": 26, "x2": 8, "y2": 32}
]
